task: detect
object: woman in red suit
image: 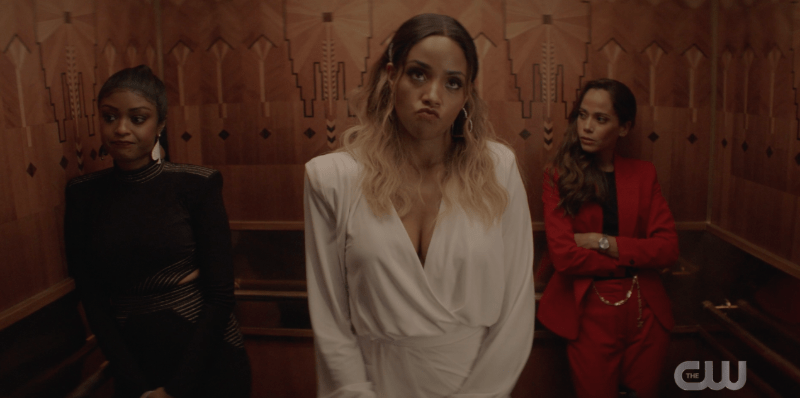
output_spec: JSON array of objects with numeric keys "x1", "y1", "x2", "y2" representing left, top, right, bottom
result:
[{"x1": 538, "y1": 78, "x2": 679, "y2": 398}]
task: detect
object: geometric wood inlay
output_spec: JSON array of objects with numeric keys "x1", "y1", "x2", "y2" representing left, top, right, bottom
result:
[
  {"x1": 505, "y1": 0, "x2": 590, "y2": 119},
  {"x1": 644, "y1": 42, "x2": 666, "y2": 112},
  {"x1": 303, "y1": 128, "x2": 315, "y2": 139},
  {"x1": 286, "y1": 0, "x2": 370, "y2": 117},
  {"x1": 218, "y1": 130, "x2": 230, "y2": 140},
  {"x1": 260, "y1": 128, "x2": 271, "y2": 140},
  {"x1": 688, "y1": 133, "x2": 698, "y2": 144},
  {"x1": 683, "y1": 45, "x2": 705, "y2": 123},
  {"x1": 181, "y1": 132, "x2": 192, "y2": 142},
  {"x1": 326, "y1": 120, "x2": 335, "y2": 148},
  {"x1": 4, "y1": 35, "x2": 32, "y2": 137},
  {"x1": 648, "y1": 132, "x2": 659, "y2": 142},
  {"x1": 169, "y1": 41, "x2": 192, "y2": 107},
  {"x1": 102, "y1": 40, "x2": 116, "y2": 78},
  {"x1": 520, "y1": 129, "x2": 531, "y2": 140},
  {"x1": 26, "y1": 163, "x2": 37, "y2": 177},
  {"x1": 742, "y1": 47, "x2": 755, "y2": 129},
  {"x1": 543, "y1": 121, "x2": 553, "y2": 149},
  {"x1": 599, "y1": 38, "x2": 625, "y2": 80}
]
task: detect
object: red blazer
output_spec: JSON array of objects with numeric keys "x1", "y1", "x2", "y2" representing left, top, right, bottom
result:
[{"x1": 537, "y1": 156, "x2": 678, "y2": 340}]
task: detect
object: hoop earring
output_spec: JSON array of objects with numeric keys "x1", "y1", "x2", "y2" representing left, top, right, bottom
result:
[{"x1": 463, "y1": 107, "x2": 473, "y2": 135}]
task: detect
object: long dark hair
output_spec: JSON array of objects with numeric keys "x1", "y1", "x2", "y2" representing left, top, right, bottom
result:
[
  {"x1": 98, "y1": 65, "x2": 167, "y2": 124},
  {"x1": 550, "y1": 78, "x2": 636, "y2": 216}
]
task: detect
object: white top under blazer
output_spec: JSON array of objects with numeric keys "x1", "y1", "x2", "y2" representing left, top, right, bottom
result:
[{"x1": 304, "y1": 142, "x2": 535, "y2": 398}]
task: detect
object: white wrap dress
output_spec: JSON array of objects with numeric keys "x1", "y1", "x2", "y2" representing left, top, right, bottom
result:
[{"x1": 304, "y1": 142, "x2": 535, "y2": 398}]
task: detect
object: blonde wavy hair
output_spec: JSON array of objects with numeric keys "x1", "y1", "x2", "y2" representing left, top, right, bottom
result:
[{"x1": 338, "y1": 14, "x2": 508, "y2": 227}]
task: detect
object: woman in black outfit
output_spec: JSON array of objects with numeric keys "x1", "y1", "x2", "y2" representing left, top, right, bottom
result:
[{"x1": 64, "y1": 65, "x2": 251, "y2": 398}]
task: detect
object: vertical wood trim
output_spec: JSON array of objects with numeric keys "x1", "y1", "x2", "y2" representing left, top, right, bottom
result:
[
  {"x1": 0, "y1": 279, "x2": 76, "y2": 331},
  {"x1": 154, "y1": 0, "x2": 164, "y2": 79},
  {"x1": 707, "y1": 0, "x2": 719, "y2": 223}
]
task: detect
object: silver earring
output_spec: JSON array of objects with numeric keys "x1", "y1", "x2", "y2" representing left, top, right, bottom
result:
[{"x1": 463, "y1": 107, "x2": 473, "y2": 135}]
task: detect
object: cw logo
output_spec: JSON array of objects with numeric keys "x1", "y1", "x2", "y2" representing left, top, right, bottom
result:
[{"x1": 674, "y1": 361, "x2": 747, "y2": 391}]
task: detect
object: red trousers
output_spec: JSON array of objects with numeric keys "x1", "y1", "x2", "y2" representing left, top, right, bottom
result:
[{"x1": 568, "y1": 278, "x2": 670, "y2": 398}]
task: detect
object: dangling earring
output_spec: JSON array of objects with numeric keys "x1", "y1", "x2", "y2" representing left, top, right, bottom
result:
[
  {"x1": 99, "y1": 144, "x2": 108, "y2": 161},
  {"x1": 462, "y1": 107, "x2": 473, "y2": 134},
  {"x1": 151, "y1": 135, "x2": 162, "y2": 164}
]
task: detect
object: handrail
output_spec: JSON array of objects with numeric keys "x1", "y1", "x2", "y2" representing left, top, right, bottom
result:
[
  {"x1": 235, "y1": 279, "x2": 306, "y2": 291},
  {"x1": 703, "y1": 300, "x2": 800, "y2": 385},
  {"x1": 9, "y1": 335, "x2": 100, "y2": 397},
  {"x1": 241, "y1": 327, "x2": 313, "y2": 337},
  {"x1": 737, "y1": 299, "x2": 800, "y2": 347},
  {"x1": 696, "y1": 326, "x2": 782, "y2": 398},
  {"x1": 235, "y1": 290, "x2": 308, "y2": 300},
  {"x1": 65, "y1": 361, "x2": 111, "y2": 398}
]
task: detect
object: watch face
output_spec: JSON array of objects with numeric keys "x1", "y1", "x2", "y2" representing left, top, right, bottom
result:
[{"x1": 599, "y1": 236, "x2": 610, "y2": 250}]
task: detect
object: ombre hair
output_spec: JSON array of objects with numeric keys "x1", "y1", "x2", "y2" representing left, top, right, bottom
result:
[
  {"x1": 549, "y1": 78, "x2": 637, "y2": 216},
  {"x1": 339, "y1": 13, "x2": 508, "y2": 227}
]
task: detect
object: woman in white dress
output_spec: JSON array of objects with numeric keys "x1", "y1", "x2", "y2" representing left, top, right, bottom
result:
[{"x1": 304, "y1": 13, "x2": 534, "y2": 398}]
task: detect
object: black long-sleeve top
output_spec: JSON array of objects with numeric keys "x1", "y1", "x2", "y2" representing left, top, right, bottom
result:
[{"x1": 64, "y1": 160, "x2": 235, "y2": 397}]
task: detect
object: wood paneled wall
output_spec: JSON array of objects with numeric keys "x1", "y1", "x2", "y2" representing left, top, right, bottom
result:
[
  {"x1": 0, "y1": 0, "x2": 156, "y2": 316},
  {"x1": 3, "y1": 0, "x2": 800, "y2": 324},
  {"x1": 710, "y1": 0, "x2": 800, "y2": 270},
  {"x1": 162, "y1": 0, "x2": 715, "y2": 227}
]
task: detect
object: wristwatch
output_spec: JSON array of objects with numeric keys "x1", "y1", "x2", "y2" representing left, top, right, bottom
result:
[{"x1": 598, "y1": 234, "x2": 610, "y2": 251}]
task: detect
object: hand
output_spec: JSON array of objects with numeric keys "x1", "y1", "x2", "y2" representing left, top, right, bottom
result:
[
  {"x1": 574, "y1": 233, "x2": 602, "y2": 249},
  {"x1": 149, "y1": 388, "x2": 173, "y2": 398}
]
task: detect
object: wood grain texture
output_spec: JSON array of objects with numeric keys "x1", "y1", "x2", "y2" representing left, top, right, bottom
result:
[
  {"x1": 0, "y1": 0, "x2": 156, "y2": 317},
  {"x1": 3, "y1": 0, "x2": 800, "y2": 322},
  {"x1": 159, "y1": 0, "x2": 716, "y2": 227},
  {"x1": 712, "y1": 0, "x2": 800, "y2": 270},
  {"x1": 0, "y1": 278, "x2": 74, "y2": 331}
]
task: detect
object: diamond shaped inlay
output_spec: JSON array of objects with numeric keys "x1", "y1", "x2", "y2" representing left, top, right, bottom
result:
[
  {"x1": 766, "y1": 146, "x2": 773, "y2": 158},
  {"x1": 259, "y1": 128, "x2": 271, "y2": 139},
  {"x1": 90, "y1": 149, "x2": 97, "y2": 160},
  {"x1": 742, "y1": 142, "x2": 749, "y2": 152},
  {"x1": 26, "y1": 163, "x2": 37, "y2": 177},
  {"x1": 181, "y1": 132, "x2": 192, "y2": 142},
  {"x1": 648, "y1": 132, "x2": 659, "y2": 142},
  {"x1": 304, "y1": 128, "x2": 316, "y2": 139},
  {"x1": 687, "y1": 134, "x2": 698, "y2": 144},
  {"x1": 722, "y1": 138, "x2": 728, "y2": 148},
  {"x1": 519, "y1": 129, "x2": 531, "y2": 140},
  {"x1": 218, "y1": 130, "x2": 230, "y2": 140},
  {"x1": 59, "y1": 156, "x2": 69, "y2": 169}
]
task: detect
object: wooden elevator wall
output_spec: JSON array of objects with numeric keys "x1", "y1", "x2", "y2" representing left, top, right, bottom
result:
[
  {"x1": 0, "y1": 0, "x2": 157, "y2": 324},
  {"x1": 2, "y1": 0, "x2": 800, "y2": 344}
]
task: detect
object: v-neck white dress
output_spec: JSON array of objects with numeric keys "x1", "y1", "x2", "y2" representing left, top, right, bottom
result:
[{"x1": 304, "y1": 142, "x2": 534, "y2": 398}]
